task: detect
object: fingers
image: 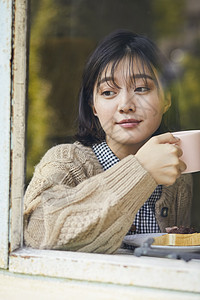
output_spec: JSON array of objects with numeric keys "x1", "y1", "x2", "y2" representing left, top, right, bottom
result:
[
  {"x1": 179, "y1": 159, "x2": 187, "y2": 173},
  {"x1": 136, "y1": 133, "x2": 187, "y2": 186},
  {"x1": 167, "y1": 144, "x2": 187, "y2": 173},
  {"x1": 165, "y1": 160, "x2": 186, "y2": 186},
  {"x1": 154, "y1": 133, "x2": 186, "y2": 170},
  {"x1": 170, "y1": 144, "x2": 183, "y2": 157},
  {"x1": 152, "y1": 132, "x2": 180, "y2": 145}
]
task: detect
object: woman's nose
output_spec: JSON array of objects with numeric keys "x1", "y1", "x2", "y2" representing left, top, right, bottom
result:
[{"x1": 118, "y1": 91, "x2": 136, "y2": 113}]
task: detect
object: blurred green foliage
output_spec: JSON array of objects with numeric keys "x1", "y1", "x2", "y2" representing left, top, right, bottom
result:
[
  {"x1": 151, "y1": 0, "x2": 185, "y2": 38},
  {"x1": 179, "y1": 51, "x2": 200, "y2": 129}
]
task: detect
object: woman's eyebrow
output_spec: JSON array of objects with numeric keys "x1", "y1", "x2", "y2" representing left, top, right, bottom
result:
[
  {"x1": 98, "y1": 74, "x2": 154, "y2": 87},
  {"x1": 97, "y1": 77, "x2": 113, "y2": 87},
  {"x1": 133, "y1": 74, "x2": 154, "y2": 81}
]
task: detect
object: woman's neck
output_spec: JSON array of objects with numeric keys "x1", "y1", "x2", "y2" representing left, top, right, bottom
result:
[{"x1": 106, "y1": 139, "x2": 146, "y2": 160}]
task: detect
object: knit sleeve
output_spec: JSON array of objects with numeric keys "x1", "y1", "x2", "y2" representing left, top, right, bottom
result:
[{"x1": 24, "y1": 144, "x2": 157, "y2": 254}]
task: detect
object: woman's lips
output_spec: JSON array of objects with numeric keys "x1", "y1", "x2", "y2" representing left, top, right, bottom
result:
[{"x1": 116, "y1": 119, "x2": 142, "y2": 128}]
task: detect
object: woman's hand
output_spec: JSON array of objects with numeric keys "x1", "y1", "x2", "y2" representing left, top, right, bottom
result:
[{"x1": 135, "y1": 132, "x2": 186, "y2": 186}]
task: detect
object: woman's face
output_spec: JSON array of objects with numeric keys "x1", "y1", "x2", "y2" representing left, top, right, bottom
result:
[{"x1": 92, "y1": 58, "x2": 171, "y2": 158}]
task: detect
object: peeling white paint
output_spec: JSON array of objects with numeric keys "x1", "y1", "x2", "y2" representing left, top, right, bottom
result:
[
  {"x1": 0, "y1": 270, "x2": 199, "y2": 300},
  {"x1": 10, "y1": 248, "x2": 200, "y2": 294},
  {"x1": 0, "y1": 0, "x2": 13, "y2": 269},
  {"x1": 9, "y1": 0, "x2": 27, "y2": 253}
]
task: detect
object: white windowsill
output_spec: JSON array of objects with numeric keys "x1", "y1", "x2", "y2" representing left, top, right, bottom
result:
[{"x1": 9, "y1": 247, "x2": 200, "y2": 294}]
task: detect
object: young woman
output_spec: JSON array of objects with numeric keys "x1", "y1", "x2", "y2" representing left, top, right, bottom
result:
[{"x1": 24, "y1": 30, "x2": 192, "y2": 253}]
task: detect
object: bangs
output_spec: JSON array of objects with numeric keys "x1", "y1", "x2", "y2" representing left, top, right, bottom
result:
[{"x1": 96, "y1": 52, "x2": 159, "y2": 90}]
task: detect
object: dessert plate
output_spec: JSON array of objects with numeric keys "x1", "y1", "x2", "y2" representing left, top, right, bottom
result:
[{"x1": 123, "y1": 233, "x2": 200, "y2": 253}]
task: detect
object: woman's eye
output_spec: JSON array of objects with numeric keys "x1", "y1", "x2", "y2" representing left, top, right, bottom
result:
[
  {"x1": 135, "y1": 86, "x2": 150, "y2": 93},
  {"x1": 101, "y1": 90, "x2": 115, "y2": 97}
]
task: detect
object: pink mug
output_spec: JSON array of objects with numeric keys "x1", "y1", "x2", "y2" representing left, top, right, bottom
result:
[{"x1": 172, "y1": 130, "x2": 200, "y2": 174}]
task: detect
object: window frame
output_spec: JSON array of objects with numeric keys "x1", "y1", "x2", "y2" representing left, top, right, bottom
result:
[
  {"x1": 3, "y1": 0, "x2": 200, "y2": 296},
  {"x1": 9, "y1": 0, "x2": 27, "y2": 253},
  {"x1": 0, "y1": 0, "x2": 13, "y2": 269}
]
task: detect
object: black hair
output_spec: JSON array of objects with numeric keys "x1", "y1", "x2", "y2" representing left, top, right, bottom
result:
[{"x1": 75, "y1": 29, "x2": 180, "y2": 146}]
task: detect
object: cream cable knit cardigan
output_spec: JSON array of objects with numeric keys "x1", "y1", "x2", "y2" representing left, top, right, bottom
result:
[{"x1": 24, "y1": 142, "x2": 193, "y2": 254}]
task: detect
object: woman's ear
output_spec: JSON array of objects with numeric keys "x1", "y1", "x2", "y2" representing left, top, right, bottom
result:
[
  {"x1": 163, "y1": 92, "x2": 171, "y2": 114},
  {"x1": 92, "y1": 105, "x2": 98, "y2": 116}
]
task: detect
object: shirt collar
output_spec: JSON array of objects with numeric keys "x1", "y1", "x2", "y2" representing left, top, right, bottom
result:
[{"x1": 92, "y1": 141, "x2": 119, "y2": 171}]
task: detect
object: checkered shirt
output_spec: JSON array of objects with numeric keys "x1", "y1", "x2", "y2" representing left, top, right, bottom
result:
[{"x1": 92, "y1": 141, "x2": 161, "y2": 235}]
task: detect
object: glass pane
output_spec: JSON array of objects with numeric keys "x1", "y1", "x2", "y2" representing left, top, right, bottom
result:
[{"x1": 27, "y1": 0, "x2": 200, "y2": 230}]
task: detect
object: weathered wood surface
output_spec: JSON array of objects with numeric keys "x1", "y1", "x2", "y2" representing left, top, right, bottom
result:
[
  {"x1": 10, "y1": 248, "x2": 200, "y2": 294},
  {"x1": 0, "y1": 268, "x2": 200, "y2": 300},
  {"x1": 10, "y1": 0, "x2": 28, "y2": 252},
  {"x1": 0, "y1": 0, "x2": 12, "y2": 269}
]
